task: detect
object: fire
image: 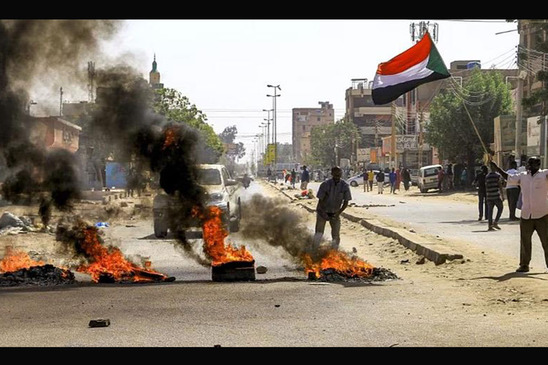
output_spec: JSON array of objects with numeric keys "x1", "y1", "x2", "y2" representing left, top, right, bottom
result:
[
  {"x1": 199, "y1": 206, "x2": 254, "y2": 266},
  {"x1": 163, "y1": 126, "x2": 178, "y2": 150},
  {"x1": 77, "y1": 225, "x2": 169, "y2": 283},
  {"x1": 0, "y1": 247, "x2": 45, "y2": 273},
  {"x1": 302, "y1": 249, "x2": 374, "y2": 279}
]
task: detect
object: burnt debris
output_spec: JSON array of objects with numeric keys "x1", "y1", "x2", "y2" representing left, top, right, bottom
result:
[{"x1": 0, "y1": 264, "x2": 75, "y2": 287}]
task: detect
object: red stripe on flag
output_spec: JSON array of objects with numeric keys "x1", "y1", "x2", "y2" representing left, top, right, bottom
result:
[{"x1": 375, "y1": 32, "x2": 433, "y2": 76}]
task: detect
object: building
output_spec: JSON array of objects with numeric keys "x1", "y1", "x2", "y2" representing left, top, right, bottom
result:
[
  {"x1": 516, "y1": 20, "x2": 548, "y2": 166},
  {"x1": 149, "y1": 54, "x2": 164, "y2": 90},
  {"x1": 344, "y1": 78, "x2": 400, "y2": 169},
  {"x1": 28, "y1": 116, "x2": 82, "y2": 153},
  {"x1": 292, "y1": 101, "x2": 335, "y2": 164}
]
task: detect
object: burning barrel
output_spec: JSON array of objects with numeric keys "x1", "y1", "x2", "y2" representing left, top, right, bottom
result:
[{"x1": 211, "y1": 260, "x2": 256, "y2": 282}]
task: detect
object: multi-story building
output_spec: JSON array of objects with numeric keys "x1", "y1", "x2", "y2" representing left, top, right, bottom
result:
[{"x1": 292, "y1": 101, "x2": 335, "y2": 164}]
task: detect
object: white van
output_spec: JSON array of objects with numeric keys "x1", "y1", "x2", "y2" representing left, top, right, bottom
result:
[{"x1": 418, "y1": 164, "x2": 443, "y2": 193}]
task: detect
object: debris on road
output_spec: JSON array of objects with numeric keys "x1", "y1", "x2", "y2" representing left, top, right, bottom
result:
[{"x1": 89, "y1": 319, "x2": 110, "y2": 328}]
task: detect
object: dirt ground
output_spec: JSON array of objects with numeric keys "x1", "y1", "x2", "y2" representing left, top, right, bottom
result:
[
  {"x1": 266, "y1": 181, "x2": 548, "y2": 321},
  {"x1": 2, "y1": 184, "x2": 548, "y2": 325}
]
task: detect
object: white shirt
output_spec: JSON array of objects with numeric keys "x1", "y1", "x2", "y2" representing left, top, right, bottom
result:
[
  {"x1": 507, "y1": 169, "x2": 548, "y2": 219},
  {"x1": 505, "y1": 168, "x2": 519, "y2": 189}
]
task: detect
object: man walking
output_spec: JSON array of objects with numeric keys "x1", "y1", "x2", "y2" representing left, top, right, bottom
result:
[
  {"x1": 313, "y1": 166, "x2": 352, "y2": 251},
  {"x1": 491, "y1": 156, "x2": 548, "y2": 273},
  {"x1": 485, "y1": 163, "x2": 504, "y2": 231}
]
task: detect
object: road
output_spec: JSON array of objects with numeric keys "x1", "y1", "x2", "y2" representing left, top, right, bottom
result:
[
  {"x1": 2, "y1": 180, "x2": 548, "y2": 347},
  {"x1": 306, "y1": 181, "x2": 546, "y2": 271}
]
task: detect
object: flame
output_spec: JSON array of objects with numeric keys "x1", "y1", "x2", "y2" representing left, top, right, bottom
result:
[
  {"x1": 302, "y1": 249, "x2": 374, "y2": 279},
  {"x1": 198, "y1": 206, "x2": 254, "y2": 266},
  {"x1": 163, "y1": 126, "x2": 178, "y2": 150},
  {"x1": 77, "y1": 225, "x2": 169, "y2": 283},
  {"x1": 0, "y1": 248, "x2": 45, "y2": 273}
]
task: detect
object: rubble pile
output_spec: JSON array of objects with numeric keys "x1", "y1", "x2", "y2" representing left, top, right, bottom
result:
[{"x1": 0, "y1": 212, "x2": 44, "y2": 235}]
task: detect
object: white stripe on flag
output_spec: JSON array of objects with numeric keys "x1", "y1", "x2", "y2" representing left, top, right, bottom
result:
[{"x1": 372, "y1": 56, "x2": 434, "y2": 90}]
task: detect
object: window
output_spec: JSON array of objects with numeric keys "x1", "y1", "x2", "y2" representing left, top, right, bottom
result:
[{"x1": 198, "y1": 169, "x2": 222, "y2": 185}]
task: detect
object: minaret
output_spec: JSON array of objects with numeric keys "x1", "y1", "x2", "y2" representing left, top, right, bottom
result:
[{"x1": 149, "y1": 54, "x2": 163, "y2": 89}]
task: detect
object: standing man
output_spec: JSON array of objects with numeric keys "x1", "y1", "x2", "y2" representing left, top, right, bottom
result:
[
  {"x1": 472, "y1": 165, "x2": 488, "y2": 221},
  {"x1": 363, "y1": 169, "x2": 370, "y2": 192},
  {"x1": 402, "y1": 168, "x2": 411, "y2": 191},
  {"x1": 367, "y1": 169, "x2": 375, "y2": 192},
  {"x1": 490, "y1": 156, "x2": 548, "y2": 273},
  {"x1": 300, "y1": 165, "x2": 310, "y2": 191},
  {"x1": 389, "y1": 168, "x2": 397, "y2": 194},
  {"x1": 376, "y1": 169, "x2": 385, "y2": 194},
  {"x1": 505, "y1": 160, "x2": 520, "y2": 221},
  {"x1": 313, "y1": 166, "x2": 352, "y2": 251},
  {"x1": 485, "y1": 163, "x2": 504, "y2": 231}
]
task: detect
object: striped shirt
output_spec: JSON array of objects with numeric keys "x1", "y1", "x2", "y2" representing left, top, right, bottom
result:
[{"x1": 485, "y1": 171, "x2": 502, "y2": 201}]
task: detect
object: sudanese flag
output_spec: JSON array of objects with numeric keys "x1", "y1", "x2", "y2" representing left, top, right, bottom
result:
[{"x1": 372, "y1": 31, "x2": 450, "y2": 105}]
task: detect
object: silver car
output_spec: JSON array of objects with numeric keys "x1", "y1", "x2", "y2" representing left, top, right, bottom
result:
[{"x1": 153, "y1": 164, "x2": 242, "y2": 238}]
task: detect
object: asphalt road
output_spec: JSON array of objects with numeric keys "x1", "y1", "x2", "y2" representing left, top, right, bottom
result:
[{"x1": 2, "y1": 180, "x2": 548, "y2": 348}]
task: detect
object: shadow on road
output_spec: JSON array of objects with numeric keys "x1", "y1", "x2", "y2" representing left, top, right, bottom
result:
[{"x1": 470, "y1": 272, "x2": 548, "y2": 282}]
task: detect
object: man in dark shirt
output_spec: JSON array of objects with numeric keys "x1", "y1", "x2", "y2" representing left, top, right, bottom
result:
[
  {"x1": 313, "y1": 166, "x2": 352, "y2": 251},
  {"x1": 473, "y1": 165, "x2": 488, "y2": 221},
  {"x1": 485, "y1": 164, "x2": 504, "y2": 230},
  {"x1": 300, "y1": 165, "x2": 310, "y2": 190}
]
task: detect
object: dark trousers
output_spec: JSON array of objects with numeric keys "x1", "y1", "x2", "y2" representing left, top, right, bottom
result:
[
  {"x1": 506, "y1": 187, "x2": 520, "y2": 219},
  {"x1": 487, "y1": 198, "x2": 503, "y2": 226},
  {"x1": 478, "y1": 191, "x2": 487, "y2": 219},
  {"x1": 519, "y1": 214, "x2": 548, "y2": 267}
]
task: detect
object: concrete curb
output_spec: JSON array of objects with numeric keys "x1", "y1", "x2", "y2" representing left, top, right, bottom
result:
[{"x1": 267, "y1": 181, "x2": 463, "y2": 265}]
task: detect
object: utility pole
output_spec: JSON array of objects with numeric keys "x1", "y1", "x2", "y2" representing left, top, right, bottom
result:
[
  {"x1": 515, "y1": 71, "x2": 524, "y2": 163},
  {"x1": 267, "y1": 85, "x2": 281, "y2": 171},
  {"x1": 408, "y1": 21, "x2": 439, "y2": 169},
  {"x1": 88, "y1": 61, "x2": 96, "y2": 103}
]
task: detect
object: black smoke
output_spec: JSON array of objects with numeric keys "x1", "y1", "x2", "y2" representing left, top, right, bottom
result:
[
  {"x1": 0, "y1": 20, "x2": 120, "y2": 223},
  {"x1": 239, "y1": 194, "x2": 319, "y2": 261}
]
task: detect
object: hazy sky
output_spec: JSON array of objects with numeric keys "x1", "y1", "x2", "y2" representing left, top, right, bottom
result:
[{"x1": 101, "y1": 19, "x2": 519, "y2": 163}]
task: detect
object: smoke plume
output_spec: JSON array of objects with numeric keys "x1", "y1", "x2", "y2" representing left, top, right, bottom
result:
[
  {"x1": 239, "y1": 194, "x2": 319, "y2": 261},
  {"x1": 0, "y1": 20, "x2": 120, "y2": 223}
]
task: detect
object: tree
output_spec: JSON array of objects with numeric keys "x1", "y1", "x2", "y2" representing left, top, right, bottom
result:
[
  {"x1": 218, "y1": 125, "x2": 246, "y2": 160},
  {"x1": 309, "y1": 119, "x2": 360, "y2": 168},
  {"x1": 426, "y1": 69, "x2": 513, "y2": 177},
  {"x1": 154, "y1": 88, "x2": 224, "y2": 163}
]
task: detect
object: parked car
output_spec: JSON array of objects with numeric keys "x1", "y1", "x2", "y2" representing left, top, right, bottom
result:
[
  {"x1": 346, "y1": 173, "x2": 365, "y2": 187},
  {"x1": 417, "y1": 164, "x2": 443, "y2": 193},
  {"x1": 153, "y1": 164, "x2": 242, "y2": 238},
  {"x1": 346, "y1": 171, "x2": 389, "y2": 187}
]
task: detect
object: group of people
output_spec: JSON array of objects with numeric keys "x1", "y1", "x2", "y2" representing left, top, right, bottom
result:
[
  {"x1": 473, "y1": 156, "x2": 548, "y2": 273},
  {"x1": 312, "y1": 156, "x2": 548, "y2": 275},
  {"x1": 361, "y1": 167, "x2": 413, "y2": 195}
]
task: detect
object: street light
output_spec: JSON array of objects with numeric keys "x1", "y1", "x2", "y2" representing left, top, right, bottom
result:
[
  {"x1": 262, "y1": 108, "x2": 273, "y2": 145},
  {"x1": 267, "y1": 85, "x2": 281, "y2": 172}
]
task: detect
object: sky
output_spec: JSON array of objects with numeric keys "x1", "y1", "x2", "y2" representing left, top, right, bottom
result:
[{"x1": 99, "y1": 19, "x2": 519, "y2": 164}]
